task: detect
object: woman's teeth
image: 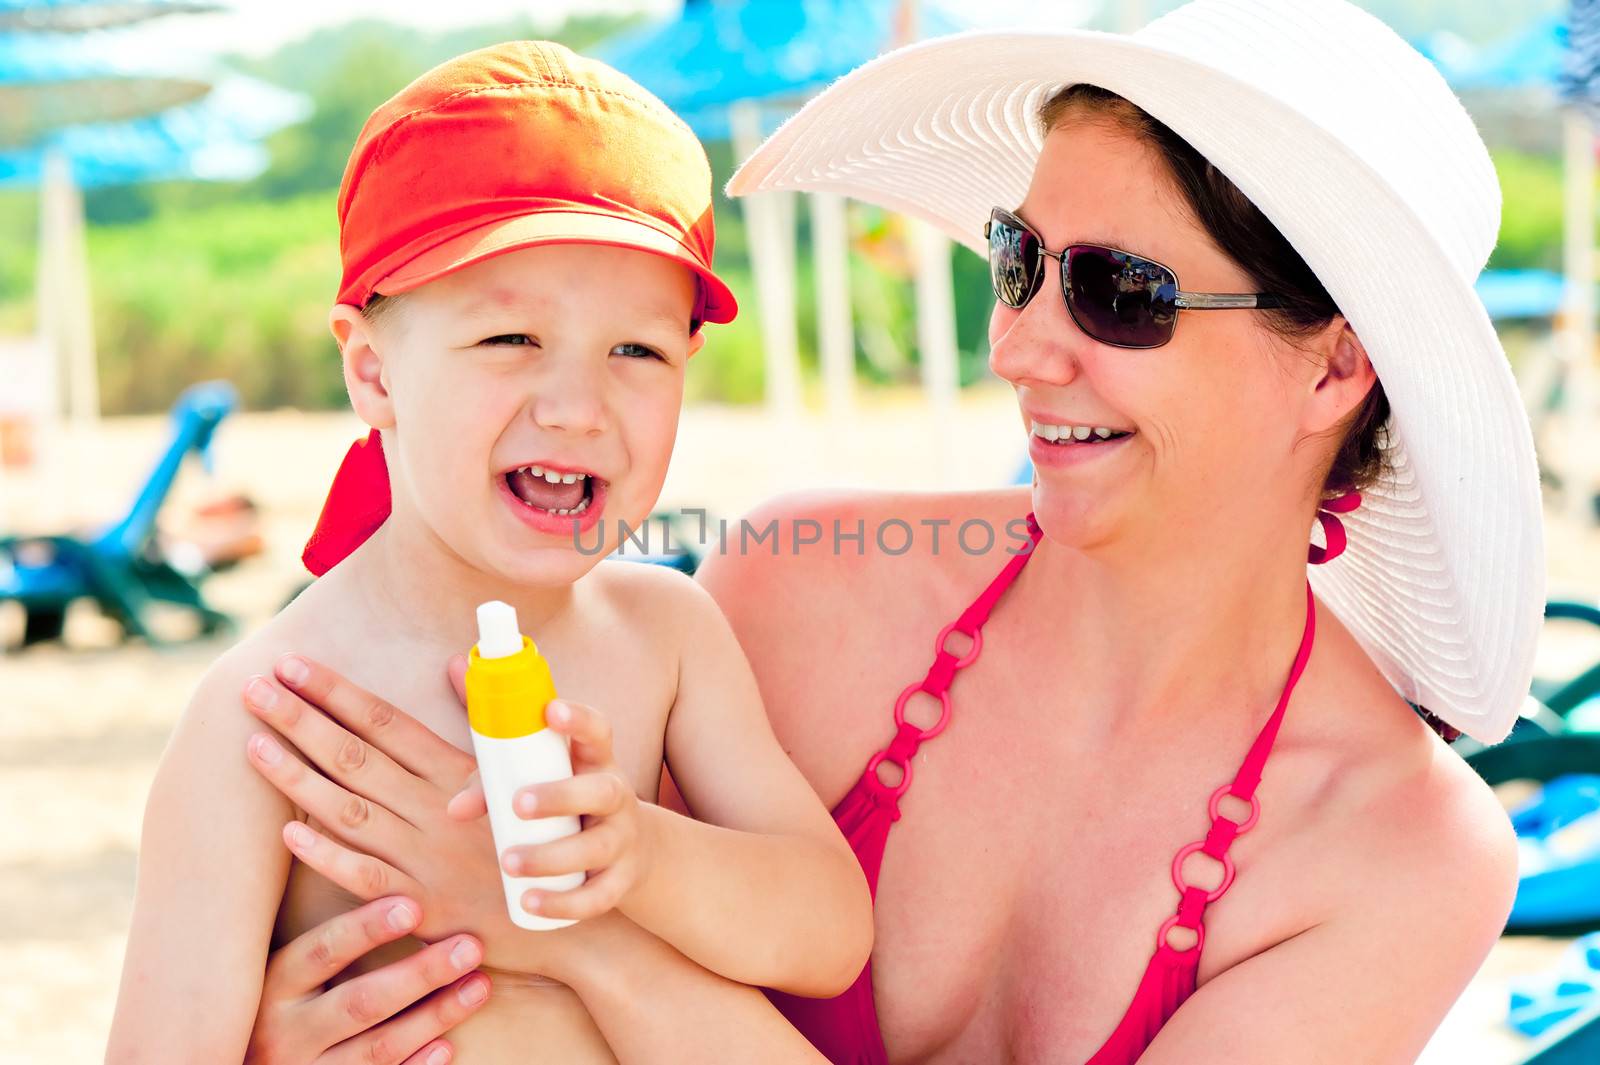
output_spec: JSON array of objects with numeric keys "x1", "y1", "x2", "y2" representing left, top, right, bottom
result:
[{"x1": 1031, "y1": 420, "x2": 1131, "y2": 443}]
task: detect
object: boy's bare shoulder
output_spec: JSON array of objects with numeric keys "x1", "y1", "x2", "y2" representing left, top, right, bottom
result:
[
  {"x1": 585, "y1": 557, "x2": 724, "y2": 635},
  {"x1": 175, "y1": 577, "x2": 353, "y2": 743}
]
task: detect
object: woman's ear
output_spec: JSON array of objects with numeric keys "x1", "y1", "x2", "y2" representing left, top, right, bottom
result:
[
  {"x1": 1305, "y1": 318, "x2": 1376, "y2": 435},
  {"x1": 329, "y1": 304, "x2": 396, "y2": 431}
]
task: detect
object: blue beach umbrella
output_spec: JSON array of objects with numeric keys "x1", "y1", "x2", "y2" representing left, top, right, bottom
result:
[
  {"x1": 0, "y1": 31, "x2": 213, "y2": 145},
  {"x1": 0, "y1": 73, "x2": 308, "y2": 186},
  {"x1": 1450, "y1": 14, "x2": 1566, "y2": 91},
  {"x1": 598, "y1": 0, "x2": 970, "y2": 140}
]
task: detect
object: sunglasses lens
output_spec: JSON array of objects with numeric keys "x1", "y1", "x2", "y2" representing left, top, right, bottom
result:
[
  {"x1": 988, "y1": 214, "x2": 1040, "y2": 309},
  {"x1": 1065, "y1": 246, "x2": 1179, "y2": 348}
]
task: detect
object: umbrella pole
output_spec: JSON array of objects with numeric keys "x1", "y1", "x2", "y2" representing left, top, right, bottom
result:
[
  {"x1": 1562, "y1": 108, "x2": 1597, "y2": 523},
  {"x1": 731, "y1": 101, "x2": 802, "y2": 417},
  {"x1": 811, "y1": 192, "x2": 855, "y2": 416},
  {"x1": 41, "y1": 151, "x2": 100, "y2": 428},
  {"x1": 911, "y1": 219, "x2": 958, "y2": 424}
]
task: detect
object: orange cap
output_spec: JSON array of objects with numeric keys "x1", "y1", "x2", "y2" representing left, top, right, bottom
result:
[{"x1": 335, "y1": 39, "x2": 737, "y2": 325}]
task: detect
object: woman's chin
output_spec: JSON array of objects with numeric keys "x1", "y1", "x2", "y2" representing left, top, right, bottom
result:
[{"x1": 1029, "y1": 490, "x2": 1120, "y2": 551}]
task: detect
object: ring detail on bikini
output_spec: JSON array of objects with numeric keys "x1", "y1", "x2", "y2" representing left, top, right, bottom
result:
[
  {"x1": 1172, "y1": 842, "x2": 1236, "y2": 903},
  {"x1": 935, "y1": 621, "x2": 982, "y2": 668},
  {"x1": 1209, "y1": 783, "x2": 1261, "y2": 832},
  {"x1": 894, "y1": 682, "x2": 952, "y2": 738}
]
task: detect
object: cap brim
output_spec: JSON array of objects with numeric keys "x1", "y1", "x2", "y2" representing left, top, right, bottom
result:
[{"x1": 374, "y1": 210, "x2": 738, "y2": 326}]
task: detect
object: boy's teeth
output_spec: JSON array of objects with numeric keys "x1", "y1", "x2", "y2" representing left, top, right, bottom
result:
[
  {"x1": 1031, "y1": 420, "x2": 1129, "y2": 443},
  {"x1": 516, "y1": 464, "x2": 590, "y2": 485}
]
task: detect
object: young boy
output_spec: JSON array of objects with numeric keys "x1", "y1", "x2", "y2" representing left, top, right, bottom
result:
[{"x1": 107, "y1": 42, "x2": 872, "y2": 1063}]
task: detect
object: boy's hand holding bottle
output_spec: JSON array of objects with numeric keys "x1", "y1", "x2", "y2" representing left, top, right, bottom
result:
[{"x1": 491, "y1": 696, "x2": 659, "y2": 924}]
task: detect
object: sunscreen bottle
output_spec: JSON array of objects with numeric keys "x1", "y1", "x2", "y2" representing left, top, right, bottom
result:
[{"x1": 466, "y1": 600, "x2": 585, "y2": 930}]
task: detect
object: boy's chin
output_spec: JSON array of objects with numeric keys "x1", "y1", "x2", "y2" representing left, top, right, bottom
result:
[{"x1": 477, "y1": 536, "x2": 611, "y2": 587}]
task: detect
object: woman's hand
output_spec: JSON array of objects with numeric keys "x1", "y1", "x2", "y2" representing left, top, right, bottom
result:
[
  {"x1": 241, "y1": 655, "x2": 530, "y2": 969},
  {"x1": 494, "y1": 699, "x2": 659, "y2": 924},
  {"x1": 243, "y1": 894, "x2": 489, "y2": 1065}
]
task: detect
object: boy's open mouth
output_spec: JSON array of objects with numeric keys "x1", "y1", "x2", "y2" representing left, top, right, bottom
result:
[{"x1": 505, "y1": 464, "x2": 598, "y2": 516}]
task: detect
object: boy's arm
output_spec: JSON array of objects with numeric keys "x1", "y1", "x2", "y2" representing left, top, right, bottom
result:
[
  {"x1": 106, "y1": 653, "x2": 296, "y2": 1063},
  {"x1": 559, "y1": 913, "x2": 828, "y2": 1064},
  {"x1": 618, "y1": 575, "x2": 872, "y2": 997}
]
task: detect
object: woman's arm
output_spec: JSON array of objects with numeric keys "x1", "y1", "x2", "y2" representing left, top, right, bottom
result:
[
  {"x1": 107, "y1": 657, "x2": 297, "y2": 1063},
  {"x1": 1139, "y1": 762, "x2": 1517, "y2": 1064}
]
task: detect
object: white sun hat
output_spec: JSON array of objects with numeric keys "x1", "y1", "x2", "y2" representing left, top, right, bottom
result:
[{"x1": 728, "y1": 0, "x2": 1544, "y2": 743}]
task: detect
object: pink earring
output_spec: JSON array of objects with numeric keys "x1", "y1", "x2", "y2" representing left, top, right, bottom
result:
[{"x1": 1309, "y1": 488, "x2": 1361, "y2": 565}]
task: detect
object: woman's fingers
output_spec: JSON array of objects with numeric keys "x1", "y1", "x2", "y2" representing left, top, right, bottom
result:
[
  {"x1": 244, "y1": 673, "x2": 432, "y2": 820},
  {"x1": 247, "y1": 732, "x2": 412, "y2": 863},
  {"x1": 262, "y1": 895, "x2": 424, "y2": 999},
  {"x1": 397, "y1": 1040, "x2": 455, "y2": 1065},
  {"x1": 309, "y1": 934, "x2": 486, "y2": 1054},
  {"x1": 276, "y1": 654, "x2": 476, "y2": 788},
  {"x1": 325, "y1": 973, "x2": 489, "y2": 1065},
  {"x1": 282, "y1": 821, "x2": 425, "y2": 904}
]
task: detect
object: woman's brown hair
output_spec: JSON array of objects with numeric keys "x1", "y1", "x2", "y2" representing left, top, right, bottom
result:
[{"x1": 1038, "y1": 84, "x2": 1389, "y2": 498}]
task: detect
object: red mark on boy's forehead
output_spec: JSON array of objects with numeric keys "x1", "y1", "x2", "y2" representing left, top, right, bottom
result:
[{"x1": 461, "y1": 286, "x2": 533, "y2": 317}]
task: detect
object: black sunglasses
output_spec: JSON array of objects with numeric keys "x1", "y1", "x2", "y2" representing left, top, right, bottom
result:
[{"x1": 984, "y1": 207, "x2": 1285, "y2": 349}]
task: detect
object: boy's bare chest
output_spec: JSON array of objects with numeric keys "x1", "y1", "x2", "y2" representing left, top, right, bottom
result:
[{"x1": 318, "y1": 632, "x2": 676, "y2": 794}]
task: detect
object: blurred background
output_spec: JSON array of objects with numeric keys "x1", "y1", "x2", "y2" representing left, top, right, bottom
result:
[{"x1": 5, "y1": 0, "x2": 1600, "y2": 1061}]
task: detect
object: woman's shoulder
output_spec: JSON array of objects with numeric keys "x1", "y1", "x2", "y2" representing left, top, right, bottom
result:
[{"x1": 1286, "y1": 663, "x2": 1517, "y2": 947}]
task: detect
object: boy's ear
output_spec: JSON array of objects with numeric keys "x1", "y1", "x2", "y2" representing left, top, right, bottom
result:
[
  {"x1": 687, "y1": 329, "x2": 707, "y2": 360},
  {"x1": 329, "y1": 304, "x2": 396, "y2": 430}
]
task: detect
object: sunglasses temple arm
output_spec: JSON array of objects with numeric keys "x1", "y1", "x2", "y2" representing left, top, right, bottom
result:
[
  {"x1": 1172, "y1": 291, "x2": 1286, "y2": 310},
  {"x1": 1177, "y1": 287, "x2": 1286, "y2": 308}
]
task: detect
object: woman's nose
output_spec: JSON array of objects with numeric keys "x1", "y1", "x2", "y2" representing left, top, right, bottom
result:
[
  {"x1": 529, "y1": 362, "x2": 608, "y2": 436},
  {"x1": 987, "y1": 268, "x2": 1088, "y2": 389}
]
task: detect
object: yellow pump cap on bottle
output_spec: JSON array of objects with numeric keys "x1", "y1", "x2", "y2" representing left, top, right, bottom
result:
[{"x1": 465, "y1": 637, "x2": 557, "y2": 738}]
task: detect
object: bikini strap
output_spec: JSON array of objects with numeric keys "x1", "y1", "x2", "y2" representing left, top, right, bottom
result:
[
  {"x1": 1159, "y1": 581, "x2": 1317, "y2": 957},
  {"x1": 863, "y1": 513, "x2": 1045, "y2": 805}
]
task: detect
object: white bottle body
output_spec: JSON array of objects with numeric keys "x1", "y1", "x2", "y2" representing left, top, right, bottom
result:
[{"x1": 471, "y1": 727, "x2": 586, "y2": 931}]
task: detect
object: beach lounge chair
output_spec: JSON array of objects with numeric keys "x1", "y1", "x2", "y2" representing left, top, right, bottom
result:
[{"x1": 0, "y1": 381, "x2": 237, "y2": 648}]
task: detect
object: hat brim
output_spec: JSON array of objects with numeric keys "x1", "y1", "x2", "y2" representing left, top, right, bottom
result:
[
  {"x1": 374, "y1": 210, "x2": 738, "y2": 326},
  {"x1": 729, "y1": 26, "x2": 1544, "y2": 744}
]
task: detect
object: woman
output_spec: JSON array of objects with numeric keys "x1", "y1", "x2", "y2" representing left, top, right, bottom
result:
[{"x1": 236, "y1": 0, "x2": 1541, "y2": 1061}]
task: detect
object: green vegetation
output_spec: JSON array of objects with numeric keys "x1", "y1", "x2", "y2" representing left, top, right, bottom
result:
[{"x1": 0, "y1": 5, "x2": 1582, "y2": 414}]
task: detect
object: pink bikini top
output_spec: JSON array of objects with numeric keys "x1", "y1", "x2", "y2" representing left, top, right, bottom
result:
[{"x1": 763, "y1": 512, "x2": 1318, "y2": 1064}]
